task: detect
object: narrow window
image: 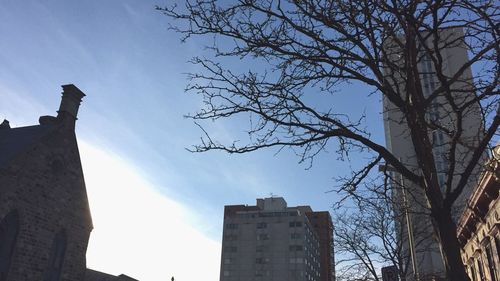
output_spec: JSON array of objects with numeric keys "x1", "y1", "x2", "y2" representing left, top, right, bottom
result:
[
  {"x1": 469, "y1": 263, "x2": 477, "y2": 281},
  {"x1": 485, "y1": 240, "x2": 498, "y2": 281},
  {"x1": 477, "y1": 257, "x2": 485, "y2": 281},
  {"x1": 495, "y1": 236, "x2": 500, "y2": 268},
  {"x1": 43, "y1": 229, "x2": 67, "y2": 281},
  {"x1": 0, "y1": 210, "x2": 20, "y2": 281}
]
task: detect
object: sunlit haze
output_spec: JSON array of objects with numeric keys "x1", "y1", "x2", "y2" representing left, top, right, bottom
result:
[{"x1": 81, "y1": 142, "x2": 221, "y2": 280}]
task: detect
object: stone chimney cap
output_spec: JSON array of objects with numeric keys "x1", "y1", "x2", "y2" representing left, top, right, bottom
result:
[
  {"x1": 62, "y1": 84, "x2": 86, "y2": 99},
  {"x1": 57, "y1": 84, "x2": 86, "y2": 122}
]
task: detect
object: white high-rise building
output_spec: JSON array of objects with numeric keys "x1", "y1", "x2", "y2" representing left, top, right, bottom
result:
[
  {"x1": 383, "y1": 27, "x2": 484, "y2": 279},
  {"x1": 219, "y1": 197, "x2": 334, "y2": 281}
]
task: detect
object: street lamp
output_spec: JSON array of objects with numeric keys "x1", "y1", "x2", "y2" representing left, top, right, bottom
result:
[{"x1": 379, "y1": 163, "x2": 420, "y2": 281}]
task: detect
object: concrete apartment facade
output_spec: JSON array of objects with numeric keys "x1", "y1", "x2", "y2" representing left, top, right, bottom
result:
[
  {"x1": 219, "y1": 197, "x2": 334, "y2": 281},
  {"x1": 382, "y1": 27, "x2": 485, "y2": 279}
]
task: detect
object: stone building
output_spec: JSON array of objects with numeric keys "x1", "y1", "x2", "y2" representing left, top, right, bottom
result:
[
  {"x1": 457, "y1": 144, "x2": 500, "y2": 281},
  {"x1": 0, "y1": 85, "x2": 136, "y2": 281}
]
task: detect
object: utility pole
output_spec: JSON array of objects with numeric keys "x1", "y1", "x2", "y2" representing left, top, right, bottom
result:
[{"x1": 400, "y1": 174, "x2": 420, "y2": 281}]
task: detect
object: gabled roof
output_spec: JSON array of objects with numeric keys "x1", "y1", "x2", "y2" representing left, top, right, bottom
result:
[{"x1": 0, "y1": 123, "x2": 55, "y2": 170}]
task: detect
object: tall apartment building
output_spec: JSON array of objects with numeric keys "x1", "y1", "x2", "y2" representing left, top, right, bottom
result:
[
  {"x1": 383, "y1": 28, "x2": 485, "y2": 279},
  {"x1": 219, "y1": 197, "x2": 334, "y2": 281}
]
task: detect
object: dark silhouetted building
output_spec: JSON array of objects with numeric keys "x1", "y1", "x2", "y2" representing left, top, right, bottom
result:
[{"x1": 0, "y1": 85, "x2": 136, "y2": 281}]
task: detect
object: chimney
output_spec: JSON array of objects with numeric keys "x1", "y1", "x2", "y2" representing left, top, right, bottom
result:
[{"x1": 57, "y1": 84, "x2": 85, "y2": 122}]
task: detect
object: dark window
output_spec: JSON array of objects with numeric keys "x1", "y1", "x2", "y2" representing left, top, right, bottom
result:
[
  {"x1": 226, "y1": 223, "x2": 238, "y2": 229},
  {"x1": 289, "y1": 245, "x2": 304, "y2": 251},
  {"x1": 43, "y1": 229, "x2": 67, "y2": 281},
  {"x1": 485, "y1": 240, "x2": 498, "y2": 281},
  {"x1": 289, "y1": 221, "x2": 303, "y2": 227},
  {"x1": 224, "y1": 234, "x2": 238, "y2": 241},
  {"x1": 495, "y1": 236, "x2": 500, "y2": 269},
  {"x1": 469, "y1": 263, "x2": 477, "y2": 281},
  {"x1": 0, "y1": 210, "x2": 20, "y2": 281},
  {"x1": 477, "y1": 257, "x2": 485, "y2": 281},
  {"x1": 257, "y1": 234, "x2": 269, "y2": 240},
  {"x1": 257, "y1": 222, "x2": 267, "y2": 229},
  {"x1": 224, "y1": 246, "x2": 237, "y2": 253}
]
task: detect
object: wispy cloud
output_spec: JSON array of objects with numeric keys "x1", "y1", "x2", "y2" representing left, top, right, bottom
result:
[{"x1": 0, "y1": 84, "x2": 51, "y2": 126}]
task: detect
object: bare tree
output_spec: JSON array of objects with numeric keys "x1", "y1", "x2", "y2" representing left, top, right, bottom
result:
[
  {"x1": 333, "y1": 174, "x2": 444, "y2": 281},
  {"x1": 159, "y1": 1, "x2": 499, "y2": 280},
  {"x1": 334, "y1": 183, "x2": 410, "y2": 281}
]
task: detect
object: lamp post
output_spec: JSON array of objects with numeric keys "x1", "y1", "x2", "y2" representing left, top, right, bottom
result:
[{"x1": 380, "y1": 163, "x2": 420, "y2": 281}]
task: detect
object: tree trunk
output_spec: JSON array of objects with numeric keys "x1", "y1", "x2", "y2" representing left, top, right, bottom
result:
[{"x1": 433, "y1": 208, "x2": 470, "y2": 281}]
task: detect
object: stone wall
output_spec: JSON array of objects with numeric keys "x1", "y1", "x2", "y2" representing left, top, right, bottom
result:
[{"x1": 0, "y1": 121, "x2": 92, "y2": 280}]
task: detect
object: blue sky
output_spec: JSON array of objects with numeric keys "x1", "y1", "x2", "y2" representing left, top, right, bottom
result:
[{"x1": 0, "y1": 1, "x2": 384, "y2": 280}]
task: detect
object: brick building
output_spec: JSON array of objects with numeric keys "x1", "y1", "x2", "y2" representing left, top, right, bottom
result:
[
  {"x1": 304, "y1": 211, "x2": 335, "y2": 281},
  {"x1": 220, "y1": 197, "x2": 334, "y2": 281},
  {"x1": 0, "y1": 85, "x2": 136, "y2": 281}
]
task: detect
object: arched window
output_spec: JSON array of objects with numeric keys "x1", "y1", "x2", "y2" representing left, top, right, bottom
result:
[
  {"x1": 0, "y1": 210, "x2": 20, "y2": 281},
  {"x1": 43, "y1": 229, "x2": 67, "y2": 281}
]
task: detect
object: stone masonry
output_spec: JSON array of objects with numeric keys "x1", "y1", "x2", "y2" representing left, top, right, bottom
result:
[{"x1": 0, "y1": 85, "x2": 137, "y2": 281}]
